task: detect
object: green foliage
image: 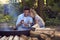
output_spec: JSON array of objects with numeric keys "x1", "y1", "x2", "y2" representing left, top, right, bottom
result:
[
  {"x1": 19, "y1": 0, "x2": 36, "y2": 13},
  {"x1": 47, "y1": 0, "x2": 60, "y2": 12},
  {"x1": 0, "y1": 4, "x2": 4, "y2": 14},
  {"x1": 0, "y1": 14, "x2": 13, "y2": 23},
  {"x1": 45, "y1": 0, "x2": 60, "y2": 26},
  {"x1": 24, "y1": 0, "x2": 35, "y2": 8},
  {"x1": 19, "y1": 0, "x2": 35, "y2": 9},
  {"x1": 46, "y1": 17, "x2": 60, "y2": 26}
]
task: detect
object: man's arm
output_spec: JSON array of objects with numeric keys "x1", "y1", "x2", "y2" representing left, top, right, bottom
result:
[
  {"x1": 29, "y1": 17, "x2": 33, "y2": 26},
  {"x1": 23, "y1": 17, "x2": 33, "y2": 27},
  {"x1": 16, "y1": 15, "x2": 23, "y2": 27},
  {"x1": 16, "y1": 21, "x2": 22, "y2": 27}
]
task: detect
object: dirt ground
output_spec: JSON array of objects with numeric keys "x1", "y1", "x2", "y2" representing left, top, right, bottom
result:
[{"x1": 53, "y1": 28, "x2": 60, "y2": 40}]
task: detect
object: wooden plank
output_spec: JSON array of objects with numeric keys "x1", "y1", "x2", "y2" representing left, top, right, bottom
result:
[
  {"x1": 8, "y1": 36, "x2": 13, "y2": 40},
  {"x1": 13, "y1": 35, "x2": 19, "y2": 40},
  {"x1": 5, "y1": 37, "x2": 9, "y2": 40},
  {"x1": 0, "y1": 36, "x2": 6, "y2": 40},
  {"x1": 20, "y1": 35, "x2": 28, "y2": 40},
  {"x1": 0, "y1": 30, "x2": 30, "y2": 36}
]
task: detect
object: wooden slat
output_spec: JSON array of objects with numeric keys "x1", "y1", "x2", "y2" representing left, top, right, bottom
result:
[
  {"x1": 20, "y1": 35, "x2": 28, "y2": 40},
  {"x1": 28, "y1": 37, "x2": 32, "y2": 40},
  {"x1": 5, "y1": 37, "x2": 9, "y2": 40},
  {"x1": 31, "y1": 37, "x2": 39, "y2": 40},
  {"x1": 20, "y1": 37, "x2": 25, "y2": 40},
  {"x1": 8, "y1": 36, "x2": 13, "y2": 40},
  {"x1": 13, "y1": 35, "x2": 19, "y2": 40},
  {"x1": 0, "y1": 36, "x2": 6, "y2": 40},
  {"x1": 0, "y1": 30, "x2": 30, "y2": 36}
]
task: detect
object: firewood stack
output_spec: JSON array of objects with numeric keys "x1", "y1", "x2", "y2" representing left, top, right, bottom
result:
[{"x1": 30, "y1": 28, "x2": 55, "y2": 40}]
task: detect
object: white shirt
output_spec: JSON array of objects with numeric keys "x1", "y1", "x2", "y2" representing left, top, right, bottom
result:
[
  {"x1": 35, "y1": 15, "x2": 45, "y2": 27},
  {"x1": 16, "y1": 13, "x2": 33, "y2": 31}
]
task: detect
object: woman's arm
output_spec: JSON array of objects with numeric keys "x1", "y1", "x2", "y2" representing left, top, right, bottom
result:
[{"x1": 35, "y1": 17, "x2": 39, "y2": 24}]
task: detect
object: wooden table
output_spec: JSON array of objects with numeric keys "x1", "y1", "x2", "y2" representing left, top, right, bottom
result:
[{"x1": 0, "y1": 30, "x2": 30, "y2": 36}]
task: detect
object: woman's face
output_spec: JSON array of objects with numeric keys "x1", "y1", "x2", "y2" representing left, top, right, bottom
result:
[
  {"x1": 30, "y1": 9, "x2": 35, "y2": 18},
  {"x1": 30, "y1": 10, "x2": 35, "y2": 18}
]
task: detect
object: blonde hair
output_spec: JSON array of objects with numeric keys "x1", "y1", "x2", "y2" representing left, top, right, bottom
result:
[
  {"x1": 30, "y1": 9, "x2": 45, "y2": 26},
  {"x1": 30, "y1": 9, "x2": 36, "y2": 16}
]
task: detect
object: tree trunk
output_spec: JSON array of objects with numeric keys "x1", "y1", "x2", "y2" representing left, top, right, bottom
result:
[
  {"x1": 37, "y1": 0, "x2": 44, "y2": 20},
  {"x1": 21, "y1": 0, "x2": 26, "y2": 6}
]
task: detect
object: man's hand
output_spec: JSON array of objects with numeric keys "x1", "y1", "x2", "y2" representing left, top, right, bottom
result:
[
  {"x1": 16, "y1": 20, "x2": 24, "y2": 27},
  {"x1": 24, "y1": 23, "x2": 29, "y2": 27},
  {"x1": 21, "y1": 20, "x2": 24, "y2": 24}
]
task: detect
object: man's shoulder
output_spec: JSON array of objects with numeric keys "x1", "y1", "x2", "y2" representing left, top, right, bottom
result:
[{"x1": 18, "y1": 13, "x2": 24, "y2": 17}]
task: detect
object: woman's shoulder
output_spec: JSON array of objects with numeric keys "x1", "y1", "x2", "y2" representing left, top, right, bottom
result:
[
  {"x1": 35, "y1": 15, "x2": 40, "y2": 19},
  {"x1": 35, "y1": 15, "x2": 43, "y2": 20},
  {"x1": 35, "y1": 15, "x2": 45, "y2": 25}
]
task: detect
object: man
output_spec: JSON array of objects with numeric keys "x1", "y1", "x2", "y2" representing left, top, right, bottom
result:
[{"x1": 16, "y1": 7, "x2": 33, "y2": 31}]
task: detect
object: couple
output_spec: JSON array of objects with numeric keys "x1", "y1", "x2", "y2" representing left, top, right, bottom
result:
[{"x1": 16, "y1": 7, "x2": 45, "y2": 31}]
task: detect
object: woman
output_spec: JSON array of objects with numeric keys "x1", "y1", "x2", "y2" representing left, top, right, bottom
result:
[{"x1": 30, "y1": 8, "x2": 45, "y2": 28}]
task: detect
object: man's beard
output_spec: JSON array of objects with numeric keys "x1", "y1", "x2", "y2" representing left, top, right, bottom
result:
[{"x1": 24, "y1": 14, "x2": 29, "y2": 17}]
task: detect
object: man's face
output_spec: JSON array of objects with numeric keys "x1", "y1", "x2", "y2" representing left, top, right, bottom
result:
[{"x1": 24, "y1": 10, "x2": 30, "y2": 16}]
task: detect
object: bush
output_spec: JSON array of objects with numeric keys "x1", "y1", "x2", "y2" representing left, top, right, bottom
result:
[
  {"x1": 45, "y1": 17, "x2": 60, "y2": 26},
  {"x1": 0, "y1": 15, "x2": 13, "y2": 23}
]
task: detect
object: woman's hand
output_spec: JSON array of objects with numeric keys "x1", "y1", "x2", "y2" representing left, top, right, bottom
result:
[{"x1": 35, "y1": 19, "x2": 38, "y2": 24}]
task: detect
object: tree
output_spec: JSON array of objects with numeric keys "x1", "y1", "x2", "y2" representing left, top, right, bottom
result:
[
  {"x1": 21, "y1": 0, "x2": 35, "y2": 8},
  {"x1": 37, "y1": 0, "x2": 44, "y2": 20},
  {"x1": 20, "y1": 0, "x2": 45, "y2": 20}
]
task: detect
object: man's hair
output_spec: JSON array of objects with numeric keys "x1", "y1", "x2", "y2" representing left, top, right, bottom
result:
[{"x1": 23, "y1": 6, "x2": 30, "y2": 10}]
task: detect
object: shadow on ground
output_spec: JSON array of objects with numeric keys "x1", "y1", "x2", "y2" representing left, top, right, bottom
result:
[{"x1": 52, "y1": 36, "x2": 60, "y2": 40}]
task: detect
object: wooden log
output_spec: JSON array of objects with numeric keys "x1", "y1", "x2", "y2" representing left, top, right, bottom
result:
[
  {"x1": 30, "y1": 28, "x2": 55, "y2": 40},
  {"x1": 39, "y1": 34, "x2": 52, "y2": 40},
  {"x1": 31, "y1": 37, "x2": 39, "y2": 40},
  {"x1": 30, "y1": 28, "x2": 55, "y2": 35}
]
